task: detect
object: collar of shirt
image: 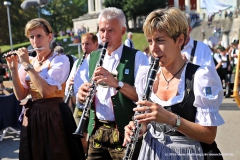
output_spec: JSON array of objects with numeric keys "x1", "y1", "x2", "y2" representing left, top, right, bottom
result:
[
  {"x1": 184, "y1": 37, "x2": 194, "y2": 50},
  {"x1": 105, "y1": 44, "x2": 123, "y2": 61}
]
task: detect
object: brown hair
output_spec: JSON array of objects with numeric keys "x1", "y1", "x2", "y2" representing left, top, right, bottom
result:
[
  {"x1": 81, "y1": 33, "x2": 98, "y2": 44},
  {"x1": 25, "y1": 18, "x2": 52, "y2": 38}
]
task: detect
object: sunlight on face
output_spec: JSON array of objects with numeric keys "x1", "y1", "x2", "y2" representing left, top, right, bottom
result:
[
  {"x1": 146, "y1": 31, "x2": 182, "y2": 67},
  {"x1": 99, "y1": 18, "x2": 126, "y2": 53},
  {"x1": 81, "y1": 36, "x2": 98, "y2": 54},
  {"x1": 29, "y1": 27, "x2": 52, "y2": 50}
]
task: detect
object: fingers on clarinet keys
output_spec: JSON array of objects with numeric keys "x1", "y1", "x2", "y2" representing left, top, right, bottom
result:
[{"x1": 146, "y1": 106, "x2": 151, "y2": 113}]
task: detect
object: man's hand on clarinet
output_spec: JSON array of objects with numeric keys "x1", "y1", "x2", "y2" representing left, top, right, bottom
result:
[
  {"x1": 77, "y1": 82, "x2": 91, "y2": 104},
  {"x1": 93, "y1": 66, "x2": 118, "y2": 88}
]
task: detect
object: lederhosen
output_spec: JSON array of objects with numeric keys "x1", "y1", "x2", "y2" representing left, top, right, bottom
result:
[
  {"x1": 87, "y1": 46, "x2": 141, "y2": 160},
  {"x1": 151, "y1": 63, "x2": 223, "y2": 160}
]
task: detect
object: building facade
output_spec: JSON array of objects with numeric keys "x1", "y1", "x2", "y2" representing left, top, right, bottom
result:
[{"x1": 72, "y1": 0, "x2": 239, "y2": 33}]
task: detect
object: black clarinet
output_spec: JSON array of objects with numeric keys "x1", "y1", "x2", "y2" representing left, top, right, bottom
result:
[
  {"x1": 123, "y1": 57, "x2": 160, "y2": 160},
  {"x1": 64, "y1": 52, "x2": 87, "y2": 104},
  {"x1": 73, "y1": 42, "x2": 109, "y2": 137},
  {"x1": 2, "y1": 47, "x2": 45, "y2": 58}
]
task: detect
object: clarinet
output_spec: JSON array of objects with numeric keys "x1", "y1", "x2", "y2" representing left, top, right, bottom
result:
[
  {"x1": 123, "y1": 57, "x2": 160, "y2": 160},
  {"x1": 64, "y1": 52, "x2": 87, "y2": 104},
  {"x1": 2, "y1": 47, "x2": 45, "y2": 58},
  {"x1": 73, "y1": 42, "x2": 109, "y2": 137}
]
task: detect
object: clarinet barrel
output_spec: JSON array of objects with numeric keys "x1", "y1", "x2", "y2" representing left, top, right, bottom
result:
[
  {"x1": 123, "y1": 57, "x2": 159, "y2": 160},
  {"x1": 73, "y1": 42, "x2": 108, "y2": 137}
]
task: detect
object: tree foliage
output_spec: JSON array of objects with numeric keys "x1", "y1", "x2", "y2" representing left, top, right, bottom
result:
[
  {"x1": 0, "y1": 0, "x2": 87, "y2": 45},
  {"x1": 0, "y1": 0, "x2": 167, "y2": 46},
  {"x1": 103, "y1": 0, "x2": 167, "y2": 29}
]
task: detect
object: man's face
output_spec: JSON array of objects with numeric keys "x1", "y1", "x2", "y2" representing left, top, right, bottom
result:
[
  {"x1": 81, "y1": 35, "x2": 98, "y2": 54},
  {"x1": 99, "y1": 18, "x2": 126, "y2": 53}
]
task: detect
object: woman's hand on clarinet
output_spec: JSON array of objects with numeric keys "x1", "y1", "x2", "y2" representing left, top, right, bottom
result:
[
  {"x1": 16, "y1": 47, "x2": 30, "y2": 65},
  {"x1": 123, "y1": 121, "x2": 136, "y2": 146},
  {"x1": 122, "y1": 121, "x2": 147, "y2": 147},
  {"x1": 134, "y1": 100, "x2": 174, "y2": 125},
  {"x1": 77, "y1": 82, "x2": 92, "y2": 104},
  {"x1": 5, "y1": 51, "x2": 19, "y2": 70}
]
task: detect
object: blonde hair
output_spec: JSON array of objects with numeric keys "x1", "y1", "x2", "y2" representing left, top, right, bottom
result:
[
  {"x1": 25, "y1": 18, "x2": 52, "y2": 38},
  {"x1": 143, "y1": 7, "x2": 188, "y2": 49}
]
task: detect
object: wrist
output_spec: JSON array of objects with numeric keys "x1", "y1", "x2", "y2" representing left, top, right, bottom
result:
[
  {"x1": 172, "y1": 114, "x2": 181, "y2": 131},
  {"x1": 116, "y1": 81, "x2": 124, "y2": 90}
]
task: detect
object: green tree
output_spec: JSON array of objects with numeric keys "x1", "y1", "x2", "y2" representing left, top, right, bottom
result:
[
  {"x1": 0, "y1": 0, "x2": 39, "y2": 45},
  {"x1": 122, "y1": 0, "x2": 167, "y2": 29},
  {"x1": 0, "y1": 0, "x2": 87, "y2": 46},
  {"x1": 103, "y1": 0, "x2": 167, "y2": 30},
  {"x1": 41, "y1": 0, "x2": 87, "y2": 35}
]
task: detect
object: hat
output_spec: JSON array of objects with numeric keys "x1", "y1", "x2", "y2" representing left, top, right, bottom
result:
[
  {"x1": 232, "y1": 39, "x2": 239, "y2": 44},
  {"x1": 217, "y1": 45, "x2": 226, "y2": 51}
]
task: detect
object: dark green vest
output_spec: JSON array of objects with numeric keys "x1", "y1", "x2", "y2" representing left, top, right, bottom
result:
[{"x1": 88, "y1": 45, "x2": 137, "y2": 136}]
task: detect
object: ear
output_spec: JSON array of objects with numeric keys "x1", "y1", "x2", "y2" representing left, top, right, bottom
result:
[
  {"x1": 122, "y1": 27, "x2": 126, "y2": 36},
  {"x1": 177, "y1": 34, "x2": 185, "y2": 47}
]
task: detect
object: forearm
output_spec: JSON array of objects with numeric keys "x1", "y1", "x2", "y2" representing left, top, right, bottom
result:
[
  {"x1": 119, "y1": 83, "x2": 138, "y2": 102},
  {"x1": 26, "y1": 69, "x2": 58, "y2": 97},
  {"x1": 177, "y1": 117, "x2": 217, "y2": 144},
  {"x1": 10, "y1": 69, "x2": 28, "y2": 100}
]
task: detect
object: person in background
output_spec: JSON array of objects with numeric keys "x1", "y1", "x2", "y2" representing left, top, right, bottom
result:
[
  {"x1": 76, "y1": 7, "x2": 149, "y2": 159},
  {"x1": 0, "y1": 56, "x2": 8, "y2": 91},
  {"x1": 123, "y1": 7, "x2": 224, "y2": 160},
  {"x1": 182, "y1": 13, "x2": 215, "y2": 68},
  {"x1": 54, "y1": 45, "x2": 64, "y2": 54},
  {"x1": 65, "y1": 32, "x2": 98, "y2": 155},
  {"x1": 124, "y1": 32, "x2": 135, "y2": 48},
  {"x1": 96, "y1": 25, "x2": 103, "y2": 48},
  {"x1": 214, "y1": 45, "x2": 231, "y2": 98},
  {"x1": 229, "y1": 39, "x2": 239, "y2": 73},
  {"x1": 4, "y1": 18, "x2": 85, "y2": 160},
  {"x1": 143, "y1": 46, "x2": 153, "y2": 65}
]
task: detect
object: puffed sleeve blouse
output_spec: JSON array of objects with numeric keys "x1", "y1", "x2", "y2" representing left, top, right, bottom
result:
[
  {"x1": 18, "y1": 52, "x2": 70, "y2": 90},
  {"x1": 135, "y1": 62, "x2": 225, "y2": 126}
]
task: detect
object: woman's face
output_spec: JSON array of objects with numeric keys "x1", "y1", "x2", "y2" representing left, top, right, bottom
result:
[
  {"x1": 28, "y1": 27, "x2": 52, "y2": 51},
  {"x1": 146, "y1": 31, "x2": 184, "y2": 67}
]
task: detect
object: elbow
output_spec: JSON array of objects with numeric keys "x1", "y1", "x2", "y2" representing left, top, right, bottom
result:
[{"x1": 204, "y1": 137, "x2": 215, "y2": 144}]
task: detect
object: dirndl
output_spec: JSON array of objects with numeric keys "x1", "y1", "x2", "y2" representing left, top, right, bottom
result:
[
  {"x1": 138, "y1": 124, "x2": 204, "y2": 160},
  {"x1": 19, "y1": 97, "x2": 85, "y2": 160}
]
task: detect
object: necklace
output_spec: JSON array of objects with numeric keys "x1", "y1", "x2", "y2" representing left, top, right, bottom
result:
[
  {"x1": 37, "y1": 51, "x2": 52, "y2": 66},
  {"x1": 162, "y1": 62, "x2": 186, "y2": 89}
]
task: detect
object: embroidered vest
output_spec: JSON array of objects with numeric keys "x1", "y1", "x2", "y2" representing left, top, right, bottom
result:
[{"x1": 88, "y1": 45, "x2": 137, "y2": 136}]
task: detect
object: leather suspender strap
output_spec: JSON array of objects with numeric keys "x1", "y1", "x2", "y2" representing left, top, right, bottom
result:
[{"x1": 190, "y1": 40, "x2": 197, "y2": 62}]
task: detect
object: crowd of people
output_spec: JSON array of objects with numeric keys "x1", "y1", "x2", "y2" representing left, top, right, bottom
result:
[{"x1": 3, "y1": 6, "x2": 233, "y2": 160}]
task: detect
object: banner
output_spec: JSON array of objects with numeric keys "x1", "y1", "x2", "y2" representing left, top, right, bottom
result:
[{"x1": 201, "y1": 0, "x2": 232, "y2": 13}]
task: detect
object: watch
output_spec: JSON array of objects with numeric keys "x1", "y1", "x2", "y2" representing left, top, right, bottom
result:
[
  {"x1": 24, "y1": 63, "x2": 34, "y2": 71},
  {"x1": 116, "y1": 81, "x2": 124, "y2": 90},
  {"x1": 173, "y1": 114, "x2": 181, "y2": 131}
]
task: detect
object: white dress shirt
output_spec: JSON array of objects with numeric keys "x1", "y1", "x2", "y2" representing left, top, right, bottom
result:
[
  {"x1": 124, "y1": 38, "x2": 134, "y2": 48},
  {"x1": 182, "y1": 38, "x2": 215, "y2": 67},
  {"x1": 230, "y1": 48, "x2": 239, "y2": 65},
  {"x1": 135, "y1": 63, "x2": 225, "y2": 126},
  {"x1": 75, "y1": 44, "x2": 149, "y2": 121},
  {"x1": 19, "y1": 52, "x2": 70, "y2": 90}
]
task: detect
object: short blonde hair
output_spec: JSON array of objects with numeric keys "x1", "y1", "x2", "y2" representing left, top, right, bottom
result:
[
  {"x1": 143, "y1": 7, "x2": 188, "y2": 48},
  {"x1": 25, "y1": 18, "x2": 52, "y2": 38}
]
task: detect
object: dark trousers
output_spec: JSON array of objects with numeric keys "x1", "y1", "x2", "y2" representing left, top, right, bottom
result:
[{"x1": 87, "y1": 120, "x2": 142, "y2": 160}]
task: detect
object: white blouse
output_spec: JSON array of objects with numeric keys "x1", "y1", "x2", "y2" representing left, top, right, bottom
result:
[
  {"x1": 135, "y1": 62, "x2": 225, "y2": 126},
  {"x1": 19, "y1": 52, "x2": 70, "y2": 90}
]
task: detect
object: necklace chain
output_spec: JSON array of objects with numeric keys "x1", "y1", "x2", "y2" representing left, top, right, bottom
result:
[
  {"x1": 37, "y1": 51, "x2": 52, "y2": 66},
  {"x1": 162, "y1": 62, "x2": 186, "y2": 89}
]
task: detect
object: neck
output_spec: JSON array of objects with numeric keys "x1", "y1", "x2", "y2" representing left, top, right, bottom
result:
[{"x1": 162, "y1": 60, "x2": 186, "y2": 78}]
